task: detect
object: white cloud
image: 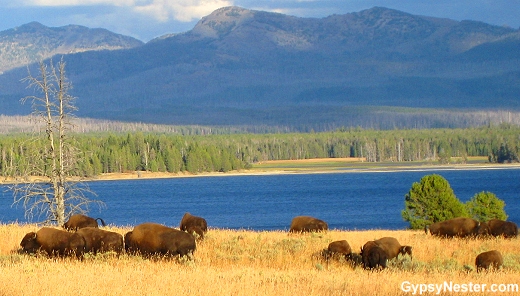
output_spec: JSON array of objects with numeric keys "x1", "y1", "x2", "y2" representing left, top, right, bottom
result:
[
  {"x1": 134, "y1": 0, "x2": 233, "y2": 22},
  {"x1": 21, "y1": 0, "x2": 135, "y2": 5},
  {"x1": 20, "y1": 0, "x2": 233, "y2": 22}
]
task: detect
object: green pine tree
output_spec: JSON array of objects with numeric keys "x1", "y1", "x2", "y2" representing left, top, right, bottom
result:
[{"x1": 402, "y1": 174, "x2": 468, "y2": 229}]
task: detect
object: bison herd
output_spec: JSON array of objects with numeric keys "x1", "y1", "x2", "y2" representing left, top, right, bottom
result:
[
  {"x1": 20, "y1": 212, "x2": 205, "y2": 259},
  {"x1": 295, "y1": 216, "x2": 516, "y2": 272},
  {"x1": 19, "y1": 214, "x2": 517, "y2": 272}
]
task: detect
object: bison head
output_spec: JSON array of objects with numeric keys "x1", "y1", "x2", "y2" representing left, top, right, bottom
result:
[{"x1": 20, "y1": 232, "x2": 39, "y2": 254}]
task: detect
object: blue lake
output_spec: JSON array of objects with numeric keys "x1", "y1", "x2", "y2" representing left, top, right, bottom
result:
[{"x1": 1, "y1": 167, "x2": 519, "y2": 230}]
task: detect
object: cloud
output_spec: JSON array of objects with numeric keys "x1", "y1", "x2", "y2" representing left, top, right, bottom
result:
[
  {"x1": 134, "y1": 0, "x2": 233, "y2": 22},
  {"x1": 19, "y1": 0, "x2": 233, "y2": 22}
]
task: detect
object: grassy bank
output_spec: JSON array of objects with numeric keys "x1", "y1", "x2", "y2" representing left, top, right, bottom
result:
[{"x1": 1, "y1": 224, "x2": 519, "y2": 295}]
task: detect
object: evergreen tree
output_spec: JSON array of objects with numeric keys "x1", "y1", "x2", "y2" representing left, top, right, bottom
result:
[
  {"x1": 466, "y1": 191, "x2": 508, "y2": 222},
  {"x1": 402, "y1": 174, "x2": 468, "y2": 229}
]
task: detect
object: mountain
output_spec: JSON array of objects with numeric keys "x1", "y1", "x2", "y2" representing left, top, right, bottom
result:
[
  {"x1": 1, "y1": 7, "x2": 519, "y2": 130},
  {"x1": 0, "y1": 21, "x2": 143, "y2": 73}
]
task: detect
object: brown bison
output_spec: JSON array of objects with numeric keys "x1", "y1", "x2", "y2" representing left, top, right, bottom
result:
[
  {"x1": 76, "y1": 227, "x2": 124, "y2": 255},
  {"x1": 63, "y1": 214, "x2": 106, "y2": 231},
  {"x1": 289, "y1": 216, "x2": 328, "y2": 233},
  {"x1": 475, "y1": 250, "x2": 503, "y2": 272},
  {"x1": 124, "y1": 222, "x2": 196, "y2": 258},
  {"x1": 20, "y1": 227, "x2": 85, "y2": 258},
  {"x1": 179, "y1": 212, "x2": 207, "y2": 239},
  {"x1": 361, "y1": 241, "x2": 387, "y2": 269},
  {"x1": 425, "y1": 217, "x2": 482, "y2": 238},
  {"x1": 322, "y1": 240, "x2": 352, "y2": 260},
  {"x1": 479, "y1": 219, "x2": 518, "y2": 238},
  {"x1": 374, "y1": 237, "x2": 413, "y2": 260}
]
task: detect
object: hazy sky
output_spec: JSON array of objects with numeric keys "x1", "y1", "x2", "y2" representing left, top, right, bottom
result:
[{"x1": 0, "y1": 0, "x2": 518, "y2": 42}]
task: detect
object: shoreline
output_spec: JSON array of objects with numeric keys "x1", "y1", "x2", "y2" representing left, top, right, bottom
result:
[
  {"x1": 81, "y1": 161, "x2": 520, "y2": 182},
  {"x1": 3, "y1": 160, "x2": 520, "y2": 184}
]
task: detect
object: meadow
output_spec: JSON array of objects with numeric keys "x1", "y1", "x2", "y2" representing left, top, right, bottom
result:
[{"x1": 0, "y1": 224, "x2": 519, "y2": 295}]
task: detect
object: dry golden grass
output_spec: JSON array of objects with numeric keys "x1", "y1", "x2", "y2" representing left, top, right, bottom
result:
[{"x1": 1, "y1": 224, "x2": 519, "y2": 296}]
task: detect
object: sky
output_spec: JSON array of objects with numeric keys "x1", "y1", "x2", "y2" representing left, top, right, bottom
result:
[{"x1": 0, "y1": 0, "x2": 519, "y2": 42}]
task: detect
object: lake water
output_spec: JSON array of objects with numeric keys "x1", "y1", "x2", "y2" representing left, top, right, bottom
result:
[{"x1": 1, "y1": 167, "x2": 519, "y2": 230}]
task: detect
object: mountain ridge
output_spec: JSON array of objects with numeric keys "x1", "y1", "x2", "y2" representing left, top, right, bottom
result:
[
  {"x1": 0, "y1": 21, "x2": 144, "y2": 73},
  {"x1": 0, "y1": 6, "x2": 519, "y2": 130}
]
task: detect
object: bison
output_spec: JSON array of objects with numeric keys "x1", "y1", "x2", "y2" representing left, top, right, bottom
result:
[
  {"x1": 20, "y1": 227, "x2": 85, "y2": 258},
  {"x1": 289, "y1": 216, "x2": 328, "y2": 233},
  {"x1": 479, "y1": 219, "x2": 518, "y2": 238},
  {"x1": 322, "y1": 240, "x2": 352, "y2": 261},
  {"x1": 373, "y1": 237, "x2": 413, "y2": 260},
  {"x1": 76, "y1": 227, "x2": 124, "y2": 255},
  {"x1": 475, "y1": 250, "x2": 503, "y2": 272},
  {"x1": 425, "y1": 217, "x2": 482, "y2": 238},
  {"x1": 361, "y1": 241, "x2": 387, "y2": 269},
  {"x1": 179, "y1": 212, "x2": 207, "y2": 239},
  {"x1": 63, "y1": 214, "x2": 106, "y2": 231},
  {"x1": 124, "y1": 222, "x2": 196, "y2": 258}
]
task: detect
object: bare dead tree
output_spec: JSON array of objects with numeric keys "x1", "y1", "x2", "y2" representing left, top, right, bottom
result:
[{"x1": 9, "y1": 58, "x2": 103, "y2": 225}]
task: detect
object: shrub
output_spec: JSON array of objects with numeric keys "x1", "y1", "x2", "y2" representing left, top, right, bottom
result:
[
  {"x1": 402, "y1": 174, "x2": 468, "y2": 229},
  {"x1": 465, "y1": 191, "x2": 508, "y2": 222}
]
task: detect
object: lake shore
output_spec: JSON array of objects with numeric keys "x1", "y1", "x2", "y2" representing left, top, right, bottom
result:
[
  {"x1": 89, "y1": 158, "x2": 520, "y2": 182},
  {"x1": 3, "y1": 157, "x2": 520, "y2": 183}
]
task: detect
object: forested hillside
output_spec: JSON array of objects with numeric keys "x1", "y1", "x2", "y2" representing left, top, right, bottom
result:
[{"x1": 1, "y1": 125, "x2": 518, "y2": 177}]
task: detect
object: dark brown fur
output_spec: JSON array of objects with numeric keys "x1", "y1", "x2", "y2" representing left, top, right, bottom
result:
[
  {"x1": 322, "y1": 240, "x2": 352, "y2": 260},
  {"x1": 124, "y1": 222, "x2": 196, "y2": 258},
  {"x1": 76, "y1": 227, "x2": 124, "y2": 255},
  {"x1": 179, "y1": 213, "x2": 207, "y2": 239},
  {"x1": 289, "y1": 216, "x2": 328, "y2": 233},
  {"x1": 63, "y1": 214, "x2": 106, "y2": 231},
  {"x1": 361, "y1": 241, "x2": 387, "y2": 269},
  {"x1": 479, "y1": 219, "x2": 518, "y2": 238},
  {"x1": 374, "y1": 237, "x2": 413, "y2": 260},
  {"x1": 426, "y1": 217, "x2": 482, "y2": 238},
  {"x1": 475, "y1": 250, "x2": 503, "y2": 272},
  {"x1": 20, "y1": 227, "x2": 85, "y2": 258}
]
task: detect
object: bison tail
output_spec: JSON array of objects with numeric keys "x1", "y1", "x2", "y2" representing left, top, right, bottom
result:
[
  {"x1": 424, "y1": 225, "x2": 430, "y2": 235},
  {"x1": 96, "y1": 218, "x2": 106, "y2": 227}
]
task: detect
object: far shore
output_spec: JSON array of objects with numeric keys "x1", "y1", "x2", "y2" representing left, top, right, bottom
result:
[{"x1": 3, "y1": 157, "x2": 520, "y2": 184}]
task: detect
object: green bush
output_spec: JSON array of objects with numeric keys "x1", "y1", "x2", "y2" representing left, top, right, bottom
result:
[
  {"x1": 465, "y1": 191, "x2": 508, "y2": 222},
  {"x1": 402, "y1": 174, "x2": 468, "y2": 229}
]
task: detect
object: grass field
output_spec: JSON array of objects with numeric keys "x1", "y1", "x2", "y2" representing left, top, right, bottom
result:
[{"x1": 1, "y1": 224, "x2": 519, "y2": 296}]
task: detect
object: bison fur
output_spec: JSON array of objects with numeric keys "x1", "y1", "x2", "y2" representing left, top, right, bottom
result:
[
  {"x1": 361, "y1": 241, "x2": 387, "y2": 269},
  {"x1": 289, "y1": 216, "x2": 328, "y2": 233},
  {"x1": 20, "y1": 227, "x2": 85, "y2": 258},
  {"x1": 476, "y1": 250, "x2": 503, "y2": 272},
  {"x1": 124, "y1": 222, "x2": 196, "y2": 258},
  {"x1": 63, "y1": 214, "x2": 106, "y2": 231},
  {"x1": 179, "y1": 213, "x2": 207, "y2": 239},
  {"x1": 426, "y1": 217, "x2": 482, "y2": 238},
  {"x1": 479, "y1": 219, "x2": 518, "y2": 238},
  {"x1": 76, "y1": 227, "x2": 124, "y2": 255},
  {"x1": 374, "y1": 237, "x2": 412, "y2": 260}
]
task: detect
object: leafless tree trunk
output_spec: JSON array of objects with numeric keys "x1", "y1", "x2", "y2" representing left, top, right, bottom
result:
[{"x1": 9, "y1": 58, "x2": 102, "y2": 226}]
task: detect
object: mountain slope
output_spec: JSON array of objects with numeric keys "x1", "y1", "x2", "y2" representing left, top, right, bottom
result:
[
  {"x1": 0, "y1": 7, "x2": 519, "y2": 130},
  {"x1": 0, "y1": 22, "x2": 144, "y2": 73}
]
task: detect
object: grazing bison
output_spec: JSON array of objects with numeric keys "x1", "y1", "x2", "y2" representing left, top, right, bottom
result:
[
  {"x1": 475, "y1": 250, "x2": 503, "y2": 272},
  {"x1": 289, "y1": 216, "x2": 328, "y2": 233},
  {"x1": 425, "y1": 217, "x2": 482, "y2": 238},
  {"x1": 479, "y1": 219, "x2": 518, "y2": 238},
  {"x1": 179, "y1": 212, "x2": 207, "y2": 239},
  {"x1": 374, "y1": 237, "x2": 413, "y2": 260},
  {"x1": 322, "y1": 240, "x2": 352, "y2": 261},
  {"x1": 76, "y1": 227, "x2": 124, "y2": 255},
  {"x1": 124, "y1": 222, "x2": 196, "y2": 258},
  {"x1": 63, "y1": 214, "x2": 106, "y2": 231},
  {"x1": 361, "y1": 241, "x2": 387, "y2": 269},
  {"x1": 20, "y1": 227, "x2": 85, "y2": 258}
]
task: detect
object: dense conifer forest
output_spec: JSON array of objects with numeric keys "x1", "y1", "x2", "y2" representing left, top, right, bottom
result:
[{"x1": 1, "y1": 124, "x2": 519, "y2": 177}]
